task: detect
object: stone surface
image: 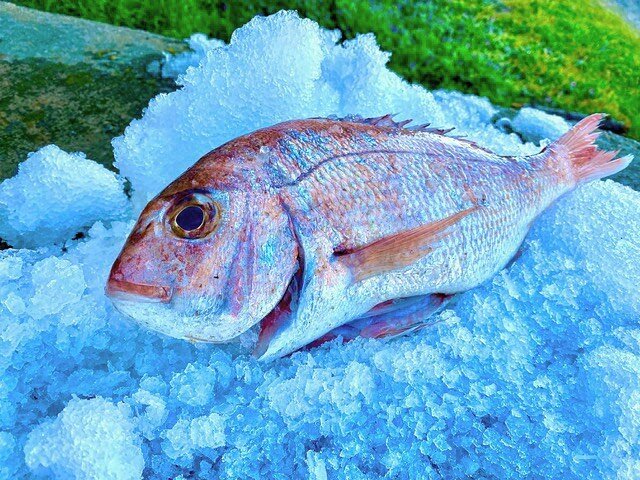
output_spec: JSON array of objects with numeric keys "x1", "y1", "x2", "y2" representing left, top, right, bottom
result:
[{"x1": 0, "y1": 2, "x2": 186, "y2": 179}]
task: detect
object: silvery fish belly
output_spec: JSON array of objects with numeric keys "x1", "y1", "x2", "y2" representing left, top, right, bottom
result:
[{"x1": 105, "y1": 114, "x2": 632, "y2": 361}]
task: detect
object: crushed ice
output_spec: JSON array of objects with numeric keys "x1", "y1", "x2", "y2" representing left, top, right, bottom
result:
[{"x1": 0, "y1": 11, "x2": 638, "y2": 479}]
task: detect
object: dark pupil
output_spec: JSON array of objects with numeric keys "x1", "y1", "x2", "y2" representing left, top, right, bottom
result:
[{"x1": 176, "y1": 205, "x2": 204, "y2": 231}]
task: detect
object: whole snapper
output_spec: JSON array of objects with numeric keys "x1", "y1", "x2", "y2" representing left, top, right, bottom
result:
[{"x1": 106, "y1": 114, "x2": 632, "y2": 360}]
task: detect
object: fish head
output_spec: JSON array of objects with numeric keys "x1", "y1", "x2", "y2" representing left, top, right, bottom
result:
[{"x1": 106, "y1": 162, "x2": 299, "y2": 343}]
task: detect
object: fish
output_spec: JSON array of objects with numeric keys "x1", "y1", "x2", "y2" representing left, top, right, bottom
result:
[{"x1": 105, "y1": 113, "x2": 632, "y2": 360}]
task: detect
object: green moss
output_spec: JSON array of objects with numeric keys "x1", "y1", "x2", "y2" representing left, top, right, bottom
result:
[
  {"x1": 8, "y1": 0, "x2": 640, "y2": 138},
  {"x1": 0, "y1": 57, "x2": 177, "y2": 179},
  {"x1": 492, "y1": 0, "x2": 640, "y2": 137}
]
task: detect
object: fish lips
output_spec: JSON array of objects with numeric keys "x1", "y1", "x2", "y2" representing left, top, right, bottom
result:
[{"x1": 105, "y1": 278, "x2": 173, "y2": 303}]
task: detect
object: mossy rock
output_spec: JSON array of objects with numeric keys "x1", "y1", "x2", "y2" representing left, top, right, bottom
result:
[{"x1": 0, "y1": 2, "x2": 186, "y2": 179}]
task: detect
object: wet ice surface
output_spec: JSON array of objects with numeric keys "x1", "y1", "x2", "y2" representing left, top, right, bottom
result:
[{"x1": 1, "y1": 11, "x2": 639, "y2": 479}]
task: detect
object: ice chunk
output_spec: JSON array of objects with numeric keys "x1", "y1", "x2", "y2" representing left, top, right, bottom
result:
[
  {"x1": 306, "y1": 450, "x2": 328, "y2": 480},
  {"x1": 170, "y1": 363, "x2": 217, "y2": 407},
  {"x1": 0, "y1": 431, "x2": 16, "y2": 479},
  {"x1": 24, "y1": 397, "x2": 144, "y2": 480},
  {"x1": 0, "y1": 256, "x2": 23, "y2": 281},
  {"x1": 163, "y1": 413, "x2": 225, "y2": 460},
  {"x1": 2, "y1": 291, "x2": 26, "y2": 315},
  {"x1": 0, "y1": 145, "x2": 128, "y2": 248},
  {"x1": 433, "y1": 90, "x2": 497, "y2": 127},
  {"x1": 189, "y1": 413, "x2": 226, "y2": 450},
  {"x1": 131, "y1": 389, "x2": 167, "y2": 440},
  {"x1": 28, "y1": 257, "x2": 86, "y2": 320},
  {"x1": 511, "y1": 107, "x2": 570, "y2": 143}
]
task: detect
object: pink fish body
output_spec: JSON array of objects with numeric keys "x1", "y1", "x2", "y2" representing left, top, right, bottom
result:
[{"x1": 106, "y1": 114, "x2": 632, "y2": 360}]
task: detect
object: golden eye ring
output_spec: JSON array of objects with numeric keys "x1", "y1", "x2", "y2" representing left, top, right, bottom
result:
[{"x1": 169, "y1": 193, "x2": 221, "y2": 239}]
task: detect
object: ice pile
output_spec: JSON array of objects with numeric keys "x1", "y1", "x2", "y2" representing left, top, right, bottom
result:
[
  {"x1": 114, "y1": 12, "x2": 532, "y2": 208},
  {"x1": 0, "y1": 145, "x2": 128, "y2": 248},
  {"x1": 1, "y1": 10, "x2": 638, "y2": 479},
  {"x1": 24, "y1": 397, "x2": 144, "y2": 479}
]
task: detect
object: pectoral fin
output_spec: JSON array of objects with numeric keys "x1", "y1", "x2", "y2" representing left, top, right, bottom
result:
[{"x1": 334, "y1": 206, "x2": 480, "y2": 281}]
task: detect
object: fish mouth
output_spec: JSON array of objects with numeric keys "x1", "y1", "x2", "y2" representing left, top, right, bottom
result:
[
  {"x1": 106, "y1": 281, "x2": 242, "y2": 343},
  {"x1": 105, "y1": 279, "x2": 173, "y2": 303}
]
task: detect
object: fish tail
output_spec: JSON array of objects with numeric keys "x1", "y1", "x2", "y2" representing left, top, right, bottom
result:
[{"x1": 551, "y1": 113, "x2": 633, "y2": 185}]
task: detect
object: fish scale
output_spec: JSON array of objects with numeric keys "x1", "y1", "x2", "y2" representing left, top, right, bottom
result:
[
  {"x1": 284, "y1": 134, "x2": 541, "y2": 295},
  {"x1": 106, "y1": 114, "x2": 632, "y2": 359}
]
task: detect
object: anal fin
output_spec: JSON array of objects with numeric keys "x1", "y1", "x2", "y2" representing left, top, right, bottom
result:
[{"x1": 307, "y1": 293, "x2": 453, "y2": 349}]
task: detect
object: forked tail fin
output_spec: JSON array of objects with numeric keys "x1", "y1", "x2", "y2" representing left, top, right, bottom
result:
[{"x1": 551, "y1": 113, "x2": 633, "y2": 185}]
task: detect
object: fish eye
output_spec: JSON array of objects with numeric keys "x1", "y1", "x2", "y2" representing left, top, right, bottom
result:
[
  {"x1": 169, "y1": 192, "x2": 221, "y2": 239},
  {"x1": 176, "y1": 205, "x2": 205, "y2": 231}
]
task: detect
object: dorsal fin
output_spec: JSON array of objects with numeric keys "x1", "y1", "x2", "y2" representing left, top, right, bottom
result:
[
  {"x1": 327, "y1": 114, "x2": 454, "y2": 134},
  {"x1": 334, "y1": 205, "x2": 481, "y2": 282},
  {"x1": 326, "y1": 114, "x2": 499, "y2": 155}
]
